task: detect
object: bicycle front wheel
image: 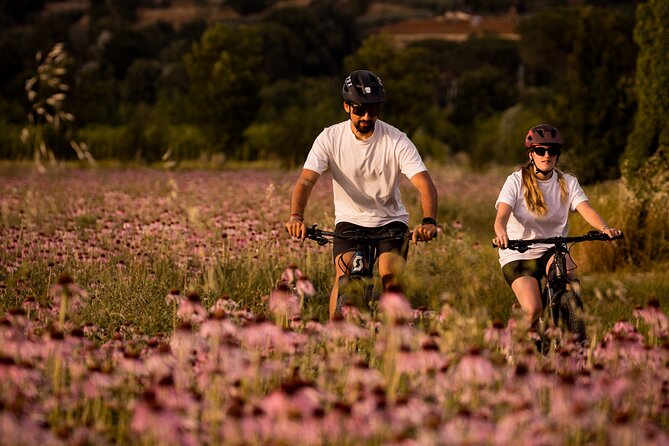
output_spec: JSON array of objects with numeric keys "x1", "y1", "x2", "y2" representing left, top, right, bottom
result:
[{"x1": 557, "y1": 290, "x2": 586, "y2": 344}]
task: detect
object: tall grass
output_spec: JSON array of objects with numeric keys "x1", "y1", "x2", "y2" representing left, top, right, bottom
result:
[{"x1": 21, "y1": 42, "x2": 95, "y2": 170}]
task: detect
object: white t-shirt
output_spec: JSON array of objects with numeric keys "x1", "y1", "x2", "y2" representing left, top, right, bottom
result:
[
  {"x1": 495, "y1": 170, "x2": 588, "y2": 266},
  {"x1": 304, "y1": 120, "x2": 427, "y2": 227}
]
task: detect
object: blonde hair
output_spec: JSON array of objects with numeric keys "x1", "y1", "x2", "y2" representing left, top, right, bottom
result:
[{"x1": 521, "y1": 163, "x2": 569, "y2": 216}]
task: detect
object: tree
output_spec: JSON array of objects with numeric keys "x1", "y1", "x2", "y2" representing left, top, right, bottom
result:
[
  {"x1": 551, "y1": 6, "x2": 636, "y2": 183},
  {"x1": 623, "y1": 0, "x2": 669, "y2": 174},
  {"x1": 184, "y1": 24, "x2": 265, "y2": 155},
  {"x1": 517, "y1": 7, "x2": 579, "y2": 86},
  {"x1": 412, "y1": 37, "x2": 519, "y2": 108},
  {"x1": 261, "y1": 2, "x2": 359, "y2": 78},
  {"x1": 123, "y1": 59, "x2": 162, "y2": 104},
  {"x1": 99, "y1": 25, "x2": 153, "y2": 79},
  {"x1": 451, "y1": 65, "x2": 518, "y2": 127},
  {"x1": 0, "y1": 0, "x2": 45, "y2": 26}
]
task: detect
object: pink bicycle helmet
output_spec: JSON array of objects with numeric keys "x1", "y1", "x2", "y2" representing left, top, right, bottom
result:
[{"x1": 525, "y1": 124, "x2": 563, "y2": 151}]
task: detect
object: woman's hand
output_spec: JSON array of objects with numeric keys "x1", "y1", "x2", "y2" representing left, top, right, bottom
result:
[
  {"x1": 493, "y1": 232, "x2": 509, "y2": 249},
  {"x1": 601, "y1": 225, "x2": 622, "y2": 239}
]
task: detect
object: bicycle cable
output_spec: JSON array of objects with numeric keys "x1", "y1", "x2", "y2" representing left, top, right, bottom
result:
[{"x1": 565, "y1": 242, "x2": 579, "y2": 274}]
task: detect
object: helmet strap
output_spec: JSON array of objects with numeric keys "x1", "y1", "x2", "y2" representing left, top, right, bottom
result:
[{"x1": 530, "y1": 158, "x2": 555, "y2": 176}]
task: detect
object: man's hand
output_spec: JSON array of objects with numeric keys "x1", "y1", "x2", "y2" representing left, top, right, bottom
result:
[
  {"x1": 285, "y1": 215, "x2": 307, "y2": 240},
  {"x1": 412, "y1": 223, "x2": 437, "y2": 245}
]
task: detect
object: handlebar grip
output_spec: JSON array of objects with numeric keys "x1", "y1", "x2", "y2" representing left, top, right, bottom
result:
[{"x1": 586, "y1": 230, "x2": 625, "y2": 241}]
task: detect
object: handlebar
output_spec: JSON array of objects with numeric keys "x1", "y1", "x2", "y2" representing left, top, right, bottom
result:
[
  {"x1": 305, "y1": 224, "x2": 412, "y2": 246},
  {"x1": 493, "y1": 230, "x2": 624, "y2": 253},
  {"x1": 305, "y1": 226, "x2": 334, "y2": 246}
]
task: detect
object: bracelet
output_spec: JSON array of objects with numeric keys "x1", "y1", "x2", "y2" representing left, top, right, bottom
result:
[
  {"x1": 422, "y1": 217, "x2": 437, "y2": 226},
  {"x1": 290, "y1": 214, "x2": 303, "y2": 221},
  {"x1": 601, "y1": 225, "x2": 610, "y2": 230}
]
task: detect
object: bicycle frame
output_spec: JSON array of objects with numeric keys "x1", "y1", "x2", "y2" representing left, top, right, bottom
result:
[{"x1": 543, "y1": 243, "x2": 571, "y2": 328}]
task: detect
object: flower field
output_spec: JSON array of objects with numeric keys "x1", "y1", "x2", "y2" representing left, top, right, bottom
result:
[{"x1": 1, "y1": 166, "x2": 668, "y2": 445}]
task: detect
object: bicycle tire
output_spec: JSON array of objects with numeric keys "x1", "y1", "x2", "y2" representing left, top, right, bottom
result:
[{"x1": 557, "y1": 290, "x2": 586, "y2": 343}]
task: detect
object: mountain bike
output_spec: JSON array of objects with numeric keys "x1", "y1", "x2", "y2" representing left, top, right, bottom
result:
[
  {"x1": 494, "y1": 230, "x2": 623, "y2": 349},
  {"x1": 305, "y1": 224, "x2": 412, "y2": 317}
]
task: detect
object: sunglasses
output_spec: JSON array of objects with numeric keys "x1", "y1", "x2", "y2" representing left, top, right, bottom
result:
[
  {"x1": 532, "y1": 146, "x2": 561, "y2": 157},
  {"x1": 349, "y1": 103, "x2": 381, "y2": 117}
]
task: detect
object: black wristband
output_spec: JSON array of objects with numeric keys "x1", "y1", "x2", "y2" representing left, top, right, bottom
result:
[{"x1": 422, "y1": 217, "x2": 437, "y2": 226}]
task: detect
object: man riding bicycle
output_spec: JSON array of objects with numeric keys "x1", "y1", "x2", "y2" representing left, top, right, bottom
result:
[{"x1": 285, "y1": 69, "x2": 438, "y2": 320}]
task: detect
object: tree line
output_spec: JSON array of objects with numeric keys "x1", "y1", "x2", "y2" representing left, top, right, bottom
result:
[{"x1": 0, "y1": 0, "x2": 666, "y2": 184}]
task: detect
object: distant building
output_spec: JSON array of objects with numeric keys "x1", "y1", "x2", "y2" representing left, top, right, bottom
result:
[{"x1": 379, "y1": 12, "x2": 519, "y2": 47}]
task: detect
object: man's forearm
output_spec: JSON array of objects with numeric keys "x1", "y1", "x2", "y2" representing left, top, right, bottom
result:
[
  {"x1": 290, "y1": 171, "x2": 318, "y2": 218},
  {"x1": 290, "y1": 184, "x2": 312, "y2": 218}
]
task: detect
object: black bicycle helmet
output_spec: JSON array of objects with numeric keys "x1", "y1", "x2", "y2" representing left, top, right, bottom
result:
[{"x1": 342, "y1": 70, "x2": 386, "y2": 105}]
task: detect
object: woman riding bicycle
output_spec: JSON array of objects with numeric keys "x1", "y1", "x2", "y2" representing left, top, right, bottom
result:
[
  {"x1": 492, "y1": 124, "x2": 622, "y2": 328},
  {"x1": 285, "y1": 70, "x2": 438, "y2": 320}
]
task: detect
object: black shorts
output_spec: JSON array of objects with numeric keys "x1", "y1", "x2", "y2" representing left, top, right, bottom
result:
[
  {"x1": 332, "y1": 221, "x2": 409, "y2": 260},
  {"x1": 501, "y1": 248, "x2": 557, "y2": 288}
]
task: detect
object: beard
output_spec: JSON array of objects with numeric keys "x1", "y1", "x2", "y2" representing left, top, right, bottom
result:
[{"x1": 354, "y1": 119, "x2": 375, "y2": 134}]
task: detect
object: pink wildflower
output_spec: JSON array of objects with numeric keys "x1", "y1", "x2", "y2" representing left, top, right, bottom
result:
[
  {"x1": 260, "y1": 382, "x2": 322, "y2": 420},
  {"x1": 144, "y1": 343, "x2": 177, "y2": 382},
  {"x1": 280, "y1": 263, "x2": 303, "y2": 284},
  {"x1": 130, "y1": 390, "x2": 197, "y2": 446},
  {"x1": 452, "y1": 347, "x2": 499, "y2": 385},
  {"x1": 439, "y1": 410, "x2": 495, "y2": 444},
  {"x1": 209, "y1": 294, "x2": 239, "y2": 314},
  {"x1": 176, "y1": 292, "x2": 207, "y2": 324},
  {"x1": 295, "y1": 276, "x2": 316, "y2": 297},
  {"x1": 633, "y1": 300, "x2": 669, "y2": 339},
  {"x1": 266, "y1": 283, "x2": 300, "y2": 322},
  {"x1": 379, "y1": 290, "x2": 413, "y2": 321},
  {"x1": 49, "y1": 272, "x2": 89, "y2": 319},
  {"x1": 396, "y1": 345, "x2": 447, "y2": 375},
  {"x1": 240, "y1": 320, "x2": 291, "y2": 354},
  {"x1": 0, "y1": 412, "x2": 61, "y2": 446},
  {"x1": 165, "y1": 288, "x2": 185, "y2": 305},
  {"x1": 483, "y1": 320, "x2": 513, "y2": 354},
  {"x1": 324, "y1": 318, "x2": 369, "y2": 343}
]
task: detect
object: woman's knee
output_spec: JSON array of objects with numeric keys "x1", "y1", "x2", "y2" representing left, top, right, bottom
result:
[{"x1": 511, "y1": 277, "x2": 543, "y2": 318}]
